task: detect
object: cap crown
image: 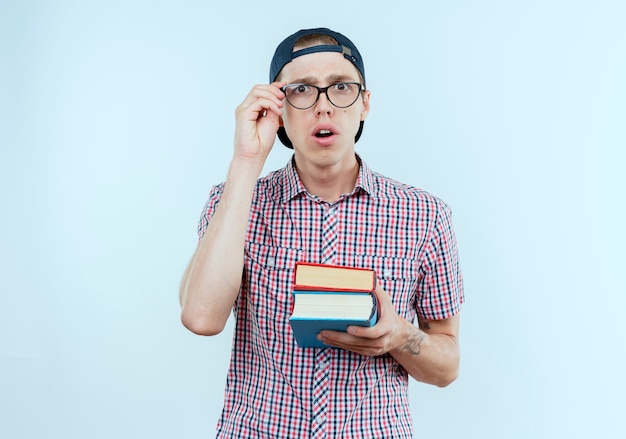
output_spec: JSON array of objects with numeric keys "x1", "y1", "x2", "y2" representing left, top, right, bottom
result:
[{"x1": 269, "y1": 28, "x2": 365, "y2": 85}]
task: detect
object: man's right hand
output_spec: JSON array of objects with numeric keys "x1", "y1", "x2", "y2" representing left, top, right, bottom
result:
[{"x1": 233, "y1": 82, "x2": 286, "y2": 162}]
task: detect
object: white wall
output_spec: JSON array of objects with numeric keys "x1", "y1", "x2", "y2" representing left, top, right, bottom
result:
[{"x1": 1, "y1": 1, "x2": 624, "y2": 437}]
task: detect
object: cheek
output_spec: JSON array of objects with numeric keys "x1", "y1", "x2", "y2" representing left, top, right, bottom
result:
[
  {"x1": 281, "y1": 105, "x2": 299, "y2": 125},
  {"x1": 282, "y1": 112, "x2": 305, "y2": 139}
]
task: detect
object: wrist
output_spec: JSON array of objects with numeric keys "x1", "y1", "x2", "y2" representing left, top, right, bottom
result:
[
  {"x1": 391, "y1": 320, "x2": 427, "y2": 357},
  {"x1": 228, "y1": 155, "x2": 265, "y2": 179}
]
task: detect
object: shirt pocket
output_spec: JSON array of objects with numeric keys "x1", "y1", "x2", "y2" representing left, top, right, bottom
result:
[
  {"x1": 245, "y1": 241, "x2": 301, "y2": 270},
  {"x1": 243, "y1": 241, "x2": 302, "y2": 325},
  {"x1": 352, "y1": 254, "x2": 418, "y2": 321}
]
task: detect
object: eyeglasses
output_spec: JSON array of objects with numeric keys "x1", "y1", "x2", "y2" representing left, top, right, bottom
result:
[{"x1": 280, "y1": 82, "x2": 365, "y2": 110}]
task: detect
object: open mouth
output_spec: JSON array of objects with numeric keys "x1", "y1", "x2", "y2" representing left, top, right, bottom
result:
[{"x1": 315, "y1": 129, "x2": 333, "y2": 138}]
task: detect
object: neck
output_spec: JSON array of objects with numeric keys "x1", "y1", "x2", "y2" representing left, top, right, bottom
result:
[{"x1": 294, "y1": 154, "x2": 360, "y2": 203}]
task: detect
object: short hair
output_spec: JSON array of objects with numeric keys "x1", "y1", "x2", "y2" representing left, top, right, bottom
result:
[
  {"x1": 279, "y1": 33, "x2": 365, "y2": 84},
  {"x1": 293, "y1": 33, "x2": 339, "y2": 50}
]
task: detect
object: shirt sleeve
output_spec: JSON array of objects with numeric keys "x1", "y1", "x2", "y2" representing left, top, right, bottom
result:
[
  {"x1": 197, "y1": 183, "x2": 225, "y2": 240},
  {"x1": 416, "y1": 199, "x2": 464, "y2": 320}
]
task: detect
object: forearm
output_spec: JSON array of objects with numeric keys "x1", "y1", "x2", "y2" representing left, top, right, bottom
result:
[
  {"x1": 179, "y1": 157, "x2": 264, "y2": 335},
  {"x1": 390, "y1": 317, "x2": 460, "y2": 387}
]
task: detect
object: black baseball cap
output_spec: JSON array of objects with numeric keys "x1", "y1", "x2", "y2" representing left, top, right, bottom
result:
[{"x1": 269, "y1": 28, "x2": 366, "y2": 149}]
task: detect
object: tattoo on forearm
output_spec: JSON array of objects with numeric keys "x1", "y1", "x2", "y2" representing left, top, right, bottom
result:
[{"x1": 400, "y1": 327, "x2": 425, "y2": 356}]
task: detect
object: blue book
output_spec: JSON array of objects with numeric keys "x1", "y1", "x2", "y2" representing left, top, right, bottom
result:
[{"x1": 289, "y1": 290, "x2": 378, "y2": 348}]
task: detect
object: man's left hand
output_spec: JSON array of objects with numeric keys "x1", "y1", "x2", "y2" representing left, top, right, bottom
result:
[{"x1": 317, "y1": 284, "x2": 409, "y2": 356}]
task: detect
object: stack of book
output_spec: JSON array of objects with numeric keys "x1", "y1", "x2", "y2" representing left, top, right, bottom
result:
[{"x1": 289, "y1": 262, "x2": 378, "y2": 348}]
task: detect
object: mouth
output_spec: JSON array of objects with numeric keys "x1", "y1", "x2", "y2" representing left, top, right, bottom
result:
[{"x1": 315, "y1": 129, "x2": 334, "y2": 138}]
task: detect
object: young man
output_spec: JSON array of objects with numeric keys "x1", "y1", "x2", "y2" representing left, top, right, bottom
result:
[{"x1": 180, "y1": 28, "x2": 464, "y2": 438}]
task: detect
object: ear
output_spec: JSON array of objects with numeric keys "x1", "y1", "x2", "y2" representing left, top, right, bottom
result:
[{"x1": 360, "y1": 90, "x2": 371, "y2": 121}]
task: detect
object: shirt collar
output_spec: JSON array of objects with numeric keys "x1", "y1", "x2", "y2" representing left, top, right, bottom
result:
[
  {"x1": 280, "y1": 154, "x2": 377, "y2": 203},
  {"x1": 281, "y1": 156, "x2": 307, "y2": 202},
  {"x1": 355, "y1": 155, "x2": 377, "y2": 199}
]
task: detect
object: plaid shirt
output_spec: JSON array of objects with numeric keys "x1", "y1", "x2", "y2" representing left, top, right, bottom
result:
[{"x1": 198, "y1": 156, "x2": 464, "y2": 438}]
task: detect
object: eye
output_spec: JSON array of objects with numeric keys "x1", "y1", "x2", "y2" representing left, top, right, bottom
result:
[
  {"x1": 292, "y1": 84, "x2": 312, "y2": 95},
  {"x1": 332, "y1": 82, "x2": 353, "y2": 94}
]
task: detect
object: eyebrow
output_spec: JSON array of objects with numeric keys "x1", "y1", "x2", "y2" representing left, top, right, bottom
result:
[{"x1": 288, "y1": 74, "x2": 358, "y2": 85}]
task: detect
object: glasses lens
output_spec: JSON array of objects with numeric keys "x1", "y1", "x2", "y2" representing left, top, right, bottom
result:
[
  {"x1": 284, "y1": 84, "x2": 317, "y2": 109},
  {"x1": 283, "y1": 83, "x2": 363, "y2": 109},
  {"x1": 327, "y1": 83, "x2": 361, "y2": 108}
]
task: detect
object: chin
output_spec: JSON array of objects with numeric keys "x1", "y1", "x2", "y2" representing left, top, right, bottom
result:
[{"x1": 301, "y1": 144, "x2": 354, "y2": 166}]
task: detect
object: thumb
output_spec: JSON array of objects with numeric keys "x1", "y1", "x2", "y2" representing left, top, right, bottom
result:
[{"x1": 371, "y1": 283, "x2": 393, "y2": 316}]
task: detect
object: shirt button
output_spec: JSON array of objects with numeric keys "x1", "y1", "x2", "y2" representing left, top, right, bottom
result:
[
  {"x1": 315, "y1": 415, "x2": 325, "y2": 425},
  {"x1": 384, "y1": 269, "x2": 392, "y2": 277},
  {"x1": 267, "y1": 257, "x2": 275, "y2": 267}
]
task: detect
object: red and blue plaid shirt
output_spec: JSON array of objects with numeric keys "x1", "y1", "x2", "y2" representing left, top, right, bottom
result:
[{"x1": 198, "y1": 156, "x2": 464, "y2": 438}]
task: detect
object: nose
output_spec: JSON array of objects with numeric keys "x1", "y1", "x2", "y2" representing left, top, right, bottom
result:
[{"x1": 315, "y1": 89, "x2": 333, "y2": 116}]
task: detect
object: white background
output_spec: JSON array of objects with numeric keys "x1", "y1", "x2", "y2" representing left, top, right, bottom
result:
[{"x1": 1, "y1": 1, "x2": 625, "y2": 438}]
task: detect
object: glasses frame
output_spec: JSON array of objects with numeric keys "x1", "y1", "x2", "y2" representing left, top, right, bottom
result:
[{"x1": 280, "y1": 82, "x2": 365, "y2": 110}]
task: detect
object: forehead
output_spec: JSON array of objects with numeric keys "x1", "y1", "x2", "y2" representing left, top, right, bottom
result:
[{"x1": 279, "y1": 51, "x2": 361, "y2": 84}]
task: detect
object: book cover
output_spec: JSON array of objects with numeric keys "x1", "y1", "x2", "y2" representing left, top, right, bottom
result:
[
  {"x1": 293, "y1": 262, "x2": 376, "y2": 292},
  {"x1": 289, "y1": 290, "x2": 378, "y2": 348}
]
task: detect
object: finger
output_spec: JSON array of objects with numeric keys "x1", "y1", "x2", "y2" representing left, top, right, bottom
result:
[
  {"x1": 345, "y1": 286, "x2": 394, "y2": 339},
  {"x1": 319, "y1": 332, "x2": 385, "y2": 356},
  {"x1": 320, "y1": 327, "x2": 383, "y2": 345},
  {"x1": 318, "y1": 329, "x2": 357, "y2": 343},
  {"x1": 346, "y1": 324, "x2": 379, "y2": 339},
  {"x1": 241, "y1": 83, "x2": 285, "y2": 106},
  {"x1": 238, "y1": 93, "x2": 283, "y2": 116},
  {"x1": 236, "y1": 83, "x2": 287, "y2": 126},
  {"x1": 345, "y1": 320, "x2": 388, "y2": 340},
  {"x1": 237, "y1": 97, "x2": 283, "y2": 124},
  {"x1": 372, "y1": 283, "x2": 391, "y2": 306},
  {"x1": 270, "y1": 81, "x2": 287, "y2": 91},
  {"x1": 252, "y1": 99, "x2": 283, "y2": 120}
]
